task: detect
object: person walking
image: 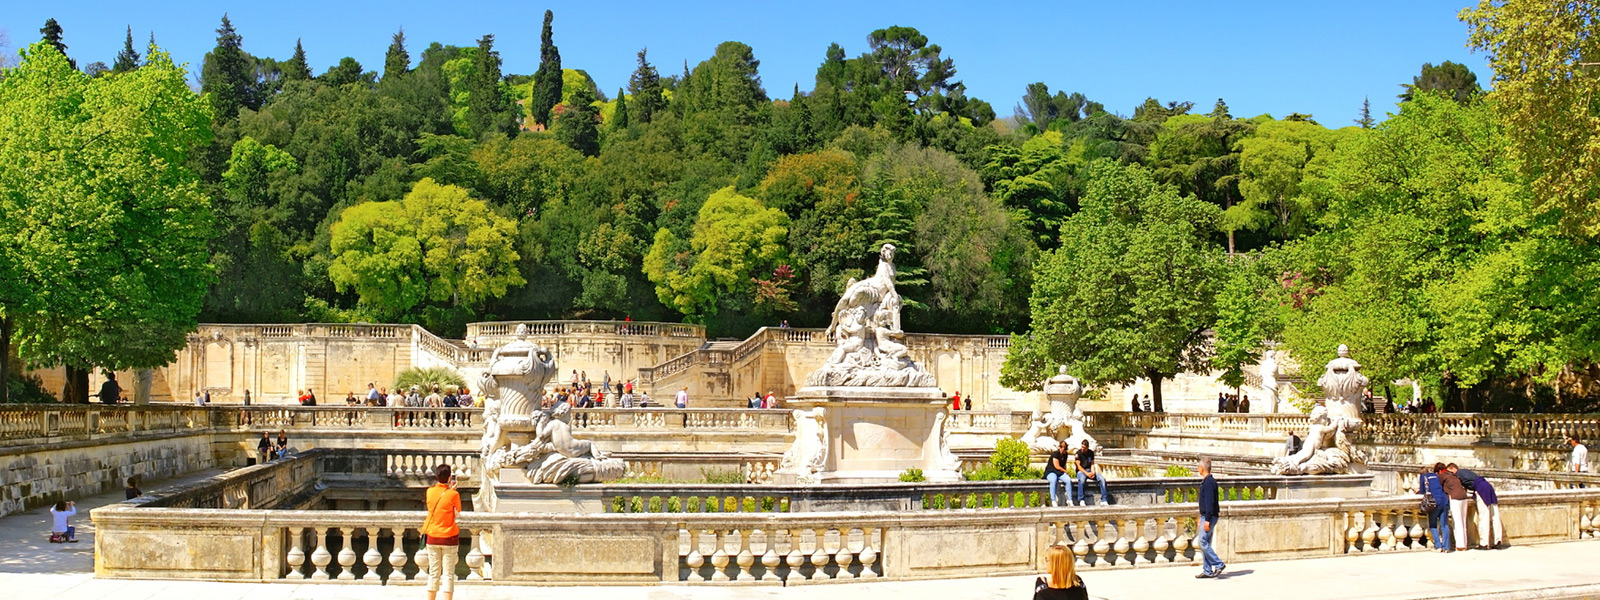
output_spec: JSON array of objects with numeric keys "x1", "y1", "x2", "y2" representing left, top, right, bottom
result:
[
  {"x1": 676, "y1": 386, "x2": 689, "y2": 409},
  {"x1": 257, "y1": 432, "x2": 273, "y2": 464},
  {"x1": 49, "y1": 500, "x2": 78, "y2": 543},
  {"x1": 1420, "y1": 465, "x2": 1453, "y2": 552},
  {"x1": 1195, "y1": 458, "x2": 1226, "y2": 578},
  {"x1": 1450, "y1": 463, "x2": 1504, "y2": 550},
  {"x1": 422, "y1": 464, "x2": 461, "y2": 600},
  {"x1": 1285, "y1": 431, "x2": 1303, "y2": 456},
  {"x1": 1437, "y1": 462, "x2": 1470, "y2": 551},
  {"x1": 1570, "y1": 437, "x2": 1589, "y2": 473},
  {"x1": 1074, "y1": 440, "x2": 1110, "y2": 506},
  {"x1": 1032, "y1": 543, "x2": 1089, "y2": 600},
  {"x1": 951, "y1": 391, "x2": 962, "y2": 411}
]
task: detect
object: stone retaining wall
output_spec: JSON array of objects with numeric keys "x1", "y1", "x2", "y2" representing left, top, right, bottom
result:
[{"x1": 0, "y1": 432, "x2": 224, "y2": 515}]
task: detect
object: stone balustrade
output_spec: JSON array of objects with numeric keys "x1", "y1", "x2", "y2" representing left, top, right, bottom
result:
[{"x1": 93, "y1": 487, "x2": 1600, "y2": 583}]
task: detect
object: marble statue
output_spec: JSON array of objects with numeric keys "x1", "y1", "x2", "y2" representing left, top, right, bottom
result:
[
  {"x1": 1271, "y1": 345, "x2": 1369, "y2": 475},
  {"x1": 484, "y1": 403, "x2": 626, "y2": 484},
  {"x1": 479, "y1": 324, "x2": 623, "y2": 484},
  {"x1": 1259, "y1": 349, "x2": 1280, "y2": 412},
  {"x1": 806, "y1": 243, "x2": 937, "y2": 387},
  {"x1": 1019, "y1": 366, "x2": 1100, "y2": 453},
  {"x1": 778, "y1": 407, "x2": 829, "y2": 483}
]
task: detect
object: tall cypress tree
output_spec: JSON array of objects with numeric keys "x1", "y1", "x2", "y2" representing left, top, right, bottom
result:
[
  {"x1": 282, "y1": 38, "x2": 311, "y2": 81},
  {"x1": 612, "y1": 87, "x2": 630, "y2": 130},
  {"x1": 528, "y1": 10, "x2": 563, "y2": 126},
  {"x1": 112, "y1": 25, "x2": 140, "y2": 74},
  {"x1": 384, "y1": 29, "x2": 410, "y2": 82},
  {"x1": 467, "y1": 34, "x2": 511, "y2": 138},
  {"x1": 201, "y1": 14, "x2": 253, "y2": 121},
  {"x1": 144, "y1": 31, "x2": 157, "y2": 66},
  {"x1": 1355, "y1": 96, "x2": 1375, "y2": 129},
  {"x1": 39, "y1": 18, "x2": 74, "y2": 69},
  {"x1": 628, "y1": 48, "x2": 665, "y2": 124}
]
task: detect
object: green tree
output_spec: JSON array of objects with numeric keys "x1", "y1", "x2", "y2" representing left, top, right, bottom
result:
[
  {"x1": 112, "y1": 26, "x2": 140, "y2": 74},
  {"x1": 528, "y1": 10, "x2": 563, "y2": 126},
  {"x1": 327, "y1": 178, "x2": 523, "y2": 320},
  {"x1": 611, "y1": 87, "x2": 630, "y2": 130},
  {"x1": 38, "y1": 18, "x2": 73, "y2": 69},
  {"x1": 1211, "y1": 256, "x2": 1279, "y2": 389},
  {"x1": 282, "y1": 38, "x2": 311, "y2": 81},
  {"x1": 643, "y1": 186, "x2": 790, "y2": 323},
  {"x1": 554, "y1": 84, "x2": 600, "y2": 156},
  {"x1": 677, "y1": 41, "x2": 767, "y2": 117},
  {"x1": 1399, "y1": 60, "x2": 1481, "y2": 104},
  {"x1": 467, "y1": 34, "x2": 511, "y2": 138},
  {"x1": 1228, "y1": 118, "x2": 1342, "y2": 243},
  {"x1": 206, "y1": 137, "x2": 303, "y2": 322},
  {"x1": 1001, "y1": 160, "x2": 1222, "y2": 406},
  {"x1": 1147, "y1": 107, "x2": 1255, "y2": 251},
  {"x1": 319, "y1": 56, "x2": 373, "y2": 87},
  {"x1": 1355, "y1": 96, "x2": 1375, "y2": 128},
  {"x1": 0, "y1": 42, "x2": 215, "y2": 403},
  {"x1": 1464, "y1": 0, "x2": 1600, "y2": 236},
  {"x1": 201, "y1": 14, "x2": 254, "y2": 121},
  {"x1": 384, "y1": 29, "x2": 409, "y2": 82},
  {"x1": 628, "y1": 48, "x2": 665, "y2": 124}
]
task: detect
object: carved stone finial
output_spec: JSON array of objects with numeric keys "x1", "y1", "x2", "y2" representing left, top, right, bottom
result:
[{"x1": 1336, "y1": 343, "x2": 1350, "y2": 358}]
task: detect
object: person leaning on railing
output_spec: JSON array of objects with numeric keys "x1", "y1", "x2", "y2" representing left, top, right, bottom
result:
[{"x1": 422, "y1": 463, "x2": 461, "y2": 600}]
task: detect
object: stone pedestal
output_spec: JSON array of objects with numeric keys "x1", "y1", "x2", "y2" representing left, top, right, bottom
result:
[
  {"x1": 778, "y1": 386, "x2": 960, "y2": 484},
  {"x1": 476, "y1": 469, "x2": 607, "y2": 513}
]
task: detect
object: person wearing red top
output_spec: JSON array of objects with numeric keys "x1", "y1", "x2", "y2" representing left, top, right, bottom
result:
[
  {"x1": 951, "y1": 391, "x2": 962, "y2": 411},
  {"x1": 423, "y1": 464, "x2": 462, "y2": 600}
]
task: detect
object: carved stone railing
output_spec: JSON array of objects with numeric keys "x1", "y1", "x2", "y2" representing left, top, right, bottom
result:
[
  {"x1": 569, "y1": 408, "x2": 793, "y2": 432},
  {"x1": 465, "y1": 320, "x2": 706, "y2": 341},
  {"x1": 0, "y1": 404, "x2": 219, "y2": 446},
  {"x1": 95, "y1": 487, "x2": 1600, "y2": 583}
]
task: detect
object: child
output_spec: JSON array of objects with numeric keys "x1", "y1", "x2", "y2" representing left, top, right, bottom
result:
[{"x1": 50, "y1": 500, "x2": 78, "y2": 543}]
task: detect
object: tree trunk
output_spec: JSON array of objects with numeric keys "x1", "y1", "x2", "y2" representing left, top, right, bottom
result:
[
  {"x1": 1149, "y1": 370, "x2": 1165, "y2": 413},
  {"x1": 0, "y1": 316, "x2": 10, "y2": 404},
  {"x1": 64, "y1": 365, "x2": 90, "y2": 404}
]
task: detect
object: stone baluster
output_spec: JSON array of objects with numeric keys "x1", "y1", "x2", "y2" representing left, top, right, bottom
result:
[
  {"x1": 709, "y1": 530, "x2": 730, "y2": 582},
  {"x1": 810, "y1": 527, "x2": 833, "y2": 580},
  {"x1": 1072, "y1": 521, "x2": 1091, "y2": 568},
  {"x1": 1584, "y1": 503, "x2": 1596, "y2": 539},
  {"x1": 1408, "y1": 513, "x2": 1427, "y2": 551},
  {"x1": 858, "y1": 526, "x2": 879, "y2": 578},
  {"x1": 1344, "y1": 512, "x2": 1361, "y2": 553},
  {"x1": 1129, "y1": 518, "x2": 1149, "y2": 566},
  {"x1": 310, "y1": 527, "x2": 333, "y2": 580},
  {"x1": 1111, "y1": 520, "x2": 1132, "y2": 565},
  {"x1": 734, "y1": 529, "x2": 756, "y2": 581},
  {"x1": 834, "y1": 528, "x2": 855, "y2": 579},
  {"x1": 388, "y1": 529, "x2": 410, "y2": 580},
  {"x1": 1171, "y1": 520, "x2": 1191, "y2": 564},
  {"x1": 285, "y1": 527, "x2": 306, "y2": 579},
  {"x1": 1151, "y1": 518, "x2": 1171, "y2": 564},
  {"x1": 414, "y1": 536, "x2": 431, "y2": 578},
  {"x1": 1361, "y1": 510, "x2": 1379, "y2": 553},
  {"x1": 1091, "y1": 519, "x2": 1113, "y2": 566},
  {"x1": 361, "y1": 527, "x2": 383, "y2": 581},
  {"x1": 784, "y1": 528, "x2": 806, "y2": 584},
  {"x1": 465, "y1": 529, "x2": 485, "y2": 581},
  {"x1": 336, "y1": 527, "x2": 358, "y2": 580},
  {"x1": 683, "y1": 528, "x2": 706, "y2": 582},
  {"x1": 760, "y1": 532, "x2": 781, "y2": 581},
  {"x1": 1378, "y1": 510, "x2": 1396, "y2": 551}
]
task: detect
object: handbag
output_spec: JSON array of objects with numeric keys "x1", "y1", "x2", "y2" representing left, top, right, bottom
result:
[{"x1": 1420, "y1": 475, "x2": 1439, "y2": 512}]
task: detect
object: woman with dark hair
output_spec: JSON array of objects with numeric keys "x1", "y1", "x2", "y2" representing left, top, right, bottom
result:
[
  {"x1": 49, "y1": 500, "x2": 78, "y2": 543},
  {"x1": 1419, "y1": 465, "x2": 1452, "y2": 552},
  {"x1": 422, "y1": 464, "x2": 461, "y2": 600},
  {"x1": 1033, "y1": 543, "x2": 1087, "y2": 599}
]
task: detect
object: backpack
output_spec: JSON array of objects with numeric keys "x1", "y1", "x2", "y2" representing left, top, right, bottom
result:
[{"x1": 1420, "y1": 474, "x2": 1439, "y2": 512}]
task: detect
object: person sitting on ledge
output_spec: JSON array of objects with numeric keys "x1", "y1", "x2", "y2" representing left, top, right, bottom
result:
[
  {"x1": 1045, "y1": 440, "x2": 1074, "y2": 507},
  {"x1": 1033, "y1": 543, "x2": 1088, "y2": 600},
  {"x1": 1074, "y1": 440, "x2": 1110, "y2": 506}
]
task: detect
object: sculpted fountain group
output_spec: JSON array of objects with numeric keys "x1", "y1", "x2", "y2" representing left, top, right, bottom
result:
[
  {"x1": 1271, "y1": 344, "x2": 1370, "y2": 476},
  {"x1": 476, "y1": 324, "x2": 624, "y2": 511},
  {"x1": 779, "y1": 243, "x2": 960, "y2": 484},
  {"x1": 1020, "y1": 366, "x2": 1100, "y2": 454}
]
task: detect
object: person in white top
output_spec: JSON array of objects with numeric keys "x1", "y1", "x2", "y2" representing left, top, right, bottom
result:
[
  {"x1": 1571, "y1": 437, "x2": 1589, "y2": 473},
  {"x1": 675, "y1": 386, "x2": 689, "y2": 409},
  {"x1": 50, "y1": 500, "x2": 78, "y2": 543}
]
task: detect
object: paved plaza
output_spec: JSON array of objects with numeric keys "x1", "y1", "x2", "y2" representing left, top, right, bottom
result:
[{"x1": 1, "y1": 471, "x2": 1592, "y2": 600}]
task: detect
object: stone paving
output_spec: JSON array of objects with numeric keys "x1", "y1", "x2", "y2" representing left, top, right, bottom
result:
[{"x1": 0, "y1": 472, "x2": 1592, "y2": 599}]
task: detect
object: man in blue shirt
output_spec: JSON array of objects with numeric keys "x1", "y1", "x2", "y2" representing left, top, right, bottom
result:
[{"x1": 1195, "y1": 458, "x2": 1226, "y2": 579}]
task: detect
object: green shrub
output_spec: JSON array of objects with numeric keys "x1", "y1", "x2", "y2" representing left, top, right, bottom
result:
[
  {"x1": 648, "y1": 496, "x2": 663, "y2": 512},
  {"x1": 991, "y1": 438, "x2": 1032, "y2": 479},
  {"x1": 687, "y1": 496, "x2": 702, "y2": 512},
  {"x1": 964, "y1": 464, "x2": 1003, "y2": 481},
  {"x1": 667, "y1": 497, "x2": 683, "y2": 512},
  {"x1": 5, "y1": 373, "x2": 55, "y2": 403},
  {"x1": 1165, "y1": 465, "x2": 1194, "y2": 478},
  {"x1": 701, "y1": 468, "x2": 743, "y2": 484},
  {"x1": 899, "y1": 468, "x2": 926, "y2": 482},
  {"x1": 393, "y1": 366, "x2": 465, "y2": 394}
]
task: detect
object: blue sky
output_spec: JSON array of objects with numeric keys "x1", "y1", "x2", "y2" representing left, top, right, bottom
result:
[{"x1": 2, "y1": 1, "x2": 1486, "y2": 126}]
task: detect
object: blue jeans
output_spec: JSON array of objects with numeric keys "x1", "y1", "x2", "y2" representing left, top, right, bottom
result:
[
  {"x1": 1046, "y1": 472, "x2": 1074, "y2": 506},
  {"x1": 1428, "y1": 505, "x2": 1452, "y2": 549},
  {"x1": 1197, "y1": 517, "x2": 1223, "y2": 574},
  {"x1": 1077, "y1": 472, "x2": 1110, "y2": 505}
]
